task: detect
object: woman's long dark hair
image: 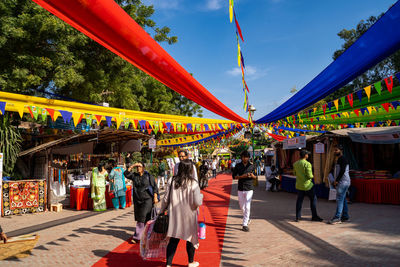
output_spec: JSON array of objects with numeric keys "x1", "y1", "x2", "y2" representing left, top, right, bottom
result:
[{"x1": 174, "y1": 159, "x2": 194, "y2": 189}]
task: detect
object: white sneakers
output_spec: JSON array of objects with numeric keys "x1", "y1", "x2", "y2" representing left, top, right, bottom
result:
[{"x1": 188, "y1": 262, "x2": 200, "y2": 267}]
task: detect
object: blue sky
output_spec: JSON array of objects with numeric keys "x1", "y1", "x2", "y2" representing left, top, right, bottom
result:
[{"x1": 143, "y1": 0, "x2": 397, "y2": 121}]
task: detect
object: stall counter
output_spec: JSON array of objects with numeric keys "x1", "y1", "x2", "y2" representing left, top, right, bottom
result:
[{"x1": 70, "y1": 185, "x2": 132, "y2": 210}]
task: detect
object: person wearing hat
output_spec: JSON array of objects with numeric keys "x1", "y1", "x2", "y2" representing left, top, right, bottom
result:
[
  {"x1": 328, "y1": 145, "x2": 351, "y2": 224},
  {"x1": 293, "y1": 149, "x2": 323, "y2": 222}
]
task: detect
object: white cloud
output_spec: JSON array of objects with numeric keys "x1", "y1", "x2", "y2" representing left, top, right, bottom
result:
[
  {"x1": 205, "y1": 0, "x2": 224, "y2": 11},
  {"x1": 226, "y1": 65, "x2": 269, "y2": 81}
]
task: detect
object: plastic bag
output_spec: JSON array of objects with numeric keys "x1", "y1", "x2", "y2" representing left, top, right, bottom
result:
[{"x1": 140, "y1": 219, "x2": 169, "y2": 260}]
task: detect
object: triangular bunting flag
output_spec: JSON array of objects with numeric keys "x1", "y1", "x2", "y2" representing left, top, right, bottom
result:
[
  {"x1": 392, "y1": 101, "x2": 399, "y2": 110},
  {"x1": 340, "y1": 96, "x2": 346, "y2": 108},
  {"x1": 229, "y1": 0, "x2": 234, "y2": 23},
  {"x1": 234, "y1": 12, "x2": 244, "y2": 42},
  {"x1": 374, "y1": 81, "x2": 382, "y2": 95},
  {"x1": 95, "y1": 115, "x2": 103, "y2": 124},
  {"x1": 334, "y1": 99, "x2": 339, "y2": 111},
  {"x1": 384, "y1": 76, "x2": 393, "y2": 93},
  {"x1": 0, "y1": 102, "x2": 6, "y2": 115},
  {"x1": 115, "y1": 117, "x2": 122, "y2": 129},
  {"x1": 59, "y1": 110, "x2": 72, "y2": 123},
  {"x1": 85, "y1": 114, "x2": 93, "y2": 126},
  {"x1": 105, "y1": 116, "x2": 112, "y2": 127},
  {"x1": 29, "y1": 106, "x2": 39, "y2": 120},
  {"x1": 347, "y1": 93, "x2": 353, "y2": 107},
  {"x1": 328, "y1": 102, "x2": 332, "y2": 111},
  {"x1": 381, "y1": 103, "x2": 390, "y2": 112},
  {"x1": 322, "y1": 104, "x2": 326, "y2": 115},
  {"x1": 72, "y1": 112, "x2": 83, "y2": 127},
  {"x1": 46, "y1": 108, "x2": 55, "y2": 121},
  {"x1": 356, "y1": 90, "x2": 363, "y2": 103},
  {"x1": 354, "y1": 109, "x2": 360, "y2": 117},
  {"x1": 367, "y1": 107, "x2": 373, "y2": 114},
  {"x1": 364, "y1": 85, "x2": 371, "y2": 101},
  {"x1": 40, "y1": 108, "x2": 47, "y2": 121}
]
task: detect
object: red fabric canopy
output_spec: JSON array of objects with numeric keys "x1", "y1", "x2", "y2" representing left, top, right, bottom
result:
[
  {"x1": 32, "y1": 0, "x2": 247, "y2": 123},
  {"x1": 267, "y1": 133, "x2": 287, "y2": 141}
]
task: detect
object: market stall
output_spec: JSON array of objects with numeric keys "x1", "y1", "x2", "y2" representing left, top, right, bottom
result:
[
  {"x1": 277, "y1": 127, "x2": 400, "y2": 204},
  {"x1": 15, "y1": 129, "x2": 149, "y2": 212}
]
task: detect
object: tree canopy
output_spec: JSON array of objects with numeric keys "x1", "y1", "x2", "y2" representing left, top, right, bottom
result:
[{"x1": 0, "y1": 0, "x2": 202, "y2": 117}]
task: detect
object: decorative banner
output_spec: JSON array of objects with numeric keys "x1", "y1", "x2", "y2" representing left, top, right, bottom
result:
[
  {"x1": 72, "y1": 112, "x2": 83, "y2": 127},
  {"x1": 0, "y1": 102, "x2": 5, "y2": 115},
  {"x1": 334, "y1": 99, "x2": 339, "y2": 111},
  {"x1": 347, "y1": 93, "x2": 353, "y2": 107},
  {"x1": 384, "y1": 76, "x2": 393, "y2": 93},
  {"x1": 364, "y1": 85, "x2": 371, "y2": 101},
  {"x1": 374, "y1": 81, "x2": 382, "y2": 95},
  {"x1": 59, "y1": 110, "x2": 72, "y2": 123},
  {"x1": 105, "y1": 116, "x2": 112, "y2": 127},
  {"x1": 356, "y1": 90, "x2": 363, "y2": 103}
]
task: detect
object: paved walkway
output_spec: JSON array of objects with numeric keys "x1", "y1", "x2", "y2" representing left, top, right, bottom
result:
[{"x1": 1, "y1": 175, "x2": 400, "y2": 266}]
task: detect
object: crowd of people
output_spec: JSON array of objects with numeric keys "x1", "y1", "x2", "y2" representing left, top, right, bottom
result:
[{"x1": 0, "y1": 146, "x2": 352, "y2": 267}]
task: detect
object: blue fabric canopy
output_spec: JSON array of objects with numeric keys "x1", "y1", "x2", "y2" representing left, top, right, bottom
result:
[
  {"x1": 277, "y1": 126, "x2": 326, "y2": 134},
  {"x1": 256, "y1": 1, "x2": 400, "y2": 123}
]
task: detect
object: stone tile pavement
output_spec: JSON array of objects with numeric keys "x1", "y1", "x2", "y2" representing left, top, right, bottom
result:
[
  {"x1": 220, "y1": 175, "x2": 400, "y2": 267},
  {"x1": 1, "y1": 175, "x2": 400, "y2": 266}
]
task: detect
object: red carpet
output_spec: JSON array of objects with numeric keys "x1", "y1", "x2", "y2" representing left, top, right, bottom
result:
[{"x1": 92, "y1": 174, "x2": 232, "y2": 267}]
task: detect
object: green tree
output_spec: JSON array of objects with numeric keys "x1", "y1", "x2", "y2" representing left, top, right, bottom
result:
[
  {"x1": 0, "y1": 0, "x2": 202, "y2": 117},
  {"x1": 326, "y1": 14, "x2": 400, "y2": 101},
  {"x1": 0, "y1": 115, "x2": 22, "y2": 176}
]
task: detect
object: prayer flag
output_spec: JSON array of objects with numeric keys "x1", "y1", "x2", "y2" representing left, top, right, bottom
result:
[
  {"x1": 374, "y1": 81, "x2": 382, "y2": 95},
  {"x1": 384, "y1": 76, "x2": 393, "y2": 93},
  {"x1": 364, "y1": 85, "x2": 371, "y2": 101}
]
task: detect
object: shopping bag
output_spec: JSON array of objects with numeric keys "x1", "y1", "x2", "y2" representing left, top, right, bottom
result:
[
  {"x1": 140, "y1": 219, "x2": 169, "y2": 260},
  {"x1": 329, "y1": 188, "x2": 337, "y2": 201}
]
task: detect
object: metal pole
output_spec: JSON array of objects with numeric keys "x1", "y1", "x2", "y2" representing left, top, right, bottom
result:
[{"x1": 252, "y1": 127, "x2": 255, "y2": 160}]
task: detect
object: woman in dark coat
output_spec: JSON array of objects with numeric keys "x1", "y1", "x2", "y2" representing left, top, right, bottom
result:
[{"x1": 124, "y1": 162, "x2": 159, "y2": 243}]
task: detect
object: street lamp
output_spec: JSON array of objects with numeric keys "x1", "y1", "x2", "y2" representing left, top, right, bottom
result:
[{"x1": 249, "y1": 105, "x2": 256, "y2": 160}]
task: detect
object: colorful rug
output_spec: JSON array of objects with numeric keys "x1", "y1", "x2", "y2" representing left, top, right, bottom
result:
[
  {"x1": 2, "y1": 180, "x2": 46, "y2": 216},
  {"x1": 92, "y1": 173, "x2": 232, "y2": 267}
]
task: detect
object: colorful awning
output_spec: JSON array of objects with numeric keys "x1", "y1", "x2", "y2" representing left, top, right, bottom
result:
[{"x1": 256, "y1": 1, "x2": 400, "y2": 123}]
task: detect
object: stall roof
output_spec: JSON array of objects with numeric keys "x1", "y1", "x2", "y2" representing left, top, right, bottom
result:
[
  {"x1": 19, "y1": 129, "x2": 150, "y2": 157},
  {"x1": 327, "y1": 126, "x2": 400, "y2": 136}
]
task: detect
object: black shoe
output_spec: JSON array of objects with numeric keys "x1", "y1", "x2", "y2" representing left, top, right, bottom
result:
[
  {"x1": 328, "y1": 217, "x2": 342, "y2": 224},
  {"x1": 311, "y1": 216, "x2": 323, "y2": 222},
  {"x1": 341, "y1": 217, "x2": 350, "y2": 222},
  {"x1": 242, "y1": 226, "x2": 250, "y2": 232},
  {"x1": 295, "y1": 217, "x2": 302, "y2": 222}
]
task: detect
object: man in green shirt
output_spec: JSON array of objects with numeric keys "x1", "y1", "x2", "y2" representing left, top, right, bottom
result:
[{"x1": 293, "y1": 150, "x2": 323, "y2": 222}]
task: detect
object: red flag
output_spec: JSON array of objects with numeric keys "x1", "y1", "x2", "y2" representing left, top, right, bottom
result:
[
  {"x1": 347, "y1": 94, "x2": 354, "y2": 107},
  {"x1": 244, "y1": 80, "x2": 250, "y2": 93},
  {"x1": 354, "y1": 109, "x2": 360, "y2": 116},
  {"x1": 370, "y1": 122, "x2": 375, "y2": 127},
  {"x1": 331, "y1": 114, "x2": 335, "y2": 120},
  {"x1": 310, "y1": 118, "x2": 314, "y2": 123},
  {"x1": 234, "y1": 12, "x2": 244, "y2": 42},
  {"x1": 46, "y1": 108, "x2": 55, "y2": 121},
  {"x1": 322, "y1": 104, "x2": 327, "y2": 115},
  {"x1": 95, "y1": 115, "x2": 102, "y2": 124},
  {"x1": 381, "y1": 103, "x2": 390, "y2": 112},
  {"x1": 384, "y1": 76, "x2": 393, "y2": 93}
]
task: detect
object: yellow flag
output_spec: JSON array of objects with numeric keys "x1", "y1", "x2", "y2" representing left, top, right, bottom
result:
[
  {"x1": 115, "y1": 117, "x2": 122, "y2": 129},
  {"x1": 72, "y1": 112, "x2": 82, "y2": 127},
  {"x1": 54, "y1": 111, "x2": 61, "y2": 122},
  {"x1": 229, "y1": 0, "x2": 234, "y2": 23},
  {"x1": 313, "y1": 107, "x2": 317, "y2": 113},
  {"x1": 237, "y1": 42, "x2": 241, "y2": 67},
  {"x1": 334, "y1": 99, "x2": 339, "y2": 111},
  {"x1": 364, "y1": 85, "x2": 371, "y2": 101},
  {"x1": 13, "y1": 103, "x2": 25, "y2": 118},
  {"x1": 387, "y1": 120, "x2": 392, "y2": 126},
  {"x1": 367, "y1": 106, "x2": 373, "y2": 114}
]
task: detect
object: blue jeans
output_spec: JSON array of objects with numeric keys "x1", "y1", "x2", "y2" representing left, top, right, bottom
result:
[
  {"x1": 334, "y1": 184, "x2": 349, "y2": 219},
  {"x1": 257, "y1": 166, "x2": 261, "y2": 176}
]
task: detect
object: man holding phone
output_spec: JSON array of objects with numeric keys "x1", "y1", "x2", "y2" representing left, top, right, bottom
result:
[{"x1": 232, "y1": 151, "x2": 256, "y2": 232}]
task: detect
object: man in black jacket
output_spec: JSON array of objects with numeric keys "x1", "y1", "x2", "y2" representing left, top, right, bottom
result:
[{"x1": 232, "y1": 151, "x2": 256, "y2": 232}]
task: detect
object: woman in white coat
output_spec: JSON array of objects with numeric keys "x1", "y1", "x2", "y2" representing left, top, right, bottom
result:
[{"x1": 160, "y1": 159, "x2": 203, "y2": 267}]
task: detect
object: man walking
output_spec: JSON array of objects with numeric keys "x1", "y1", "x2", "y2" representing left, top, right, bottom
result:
[
  {"x1": 232, "y1": 151, "x2": 256, "y2": 232},
  {"x1": 293, "y1": 149, "x2": 323, "y2": 222},
  {"x1": 329, "y1": 145, "x2": 351, "y2": 224},
  {"x1": 211, "y1": 158, "x2": 217, "y2": 178}
]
